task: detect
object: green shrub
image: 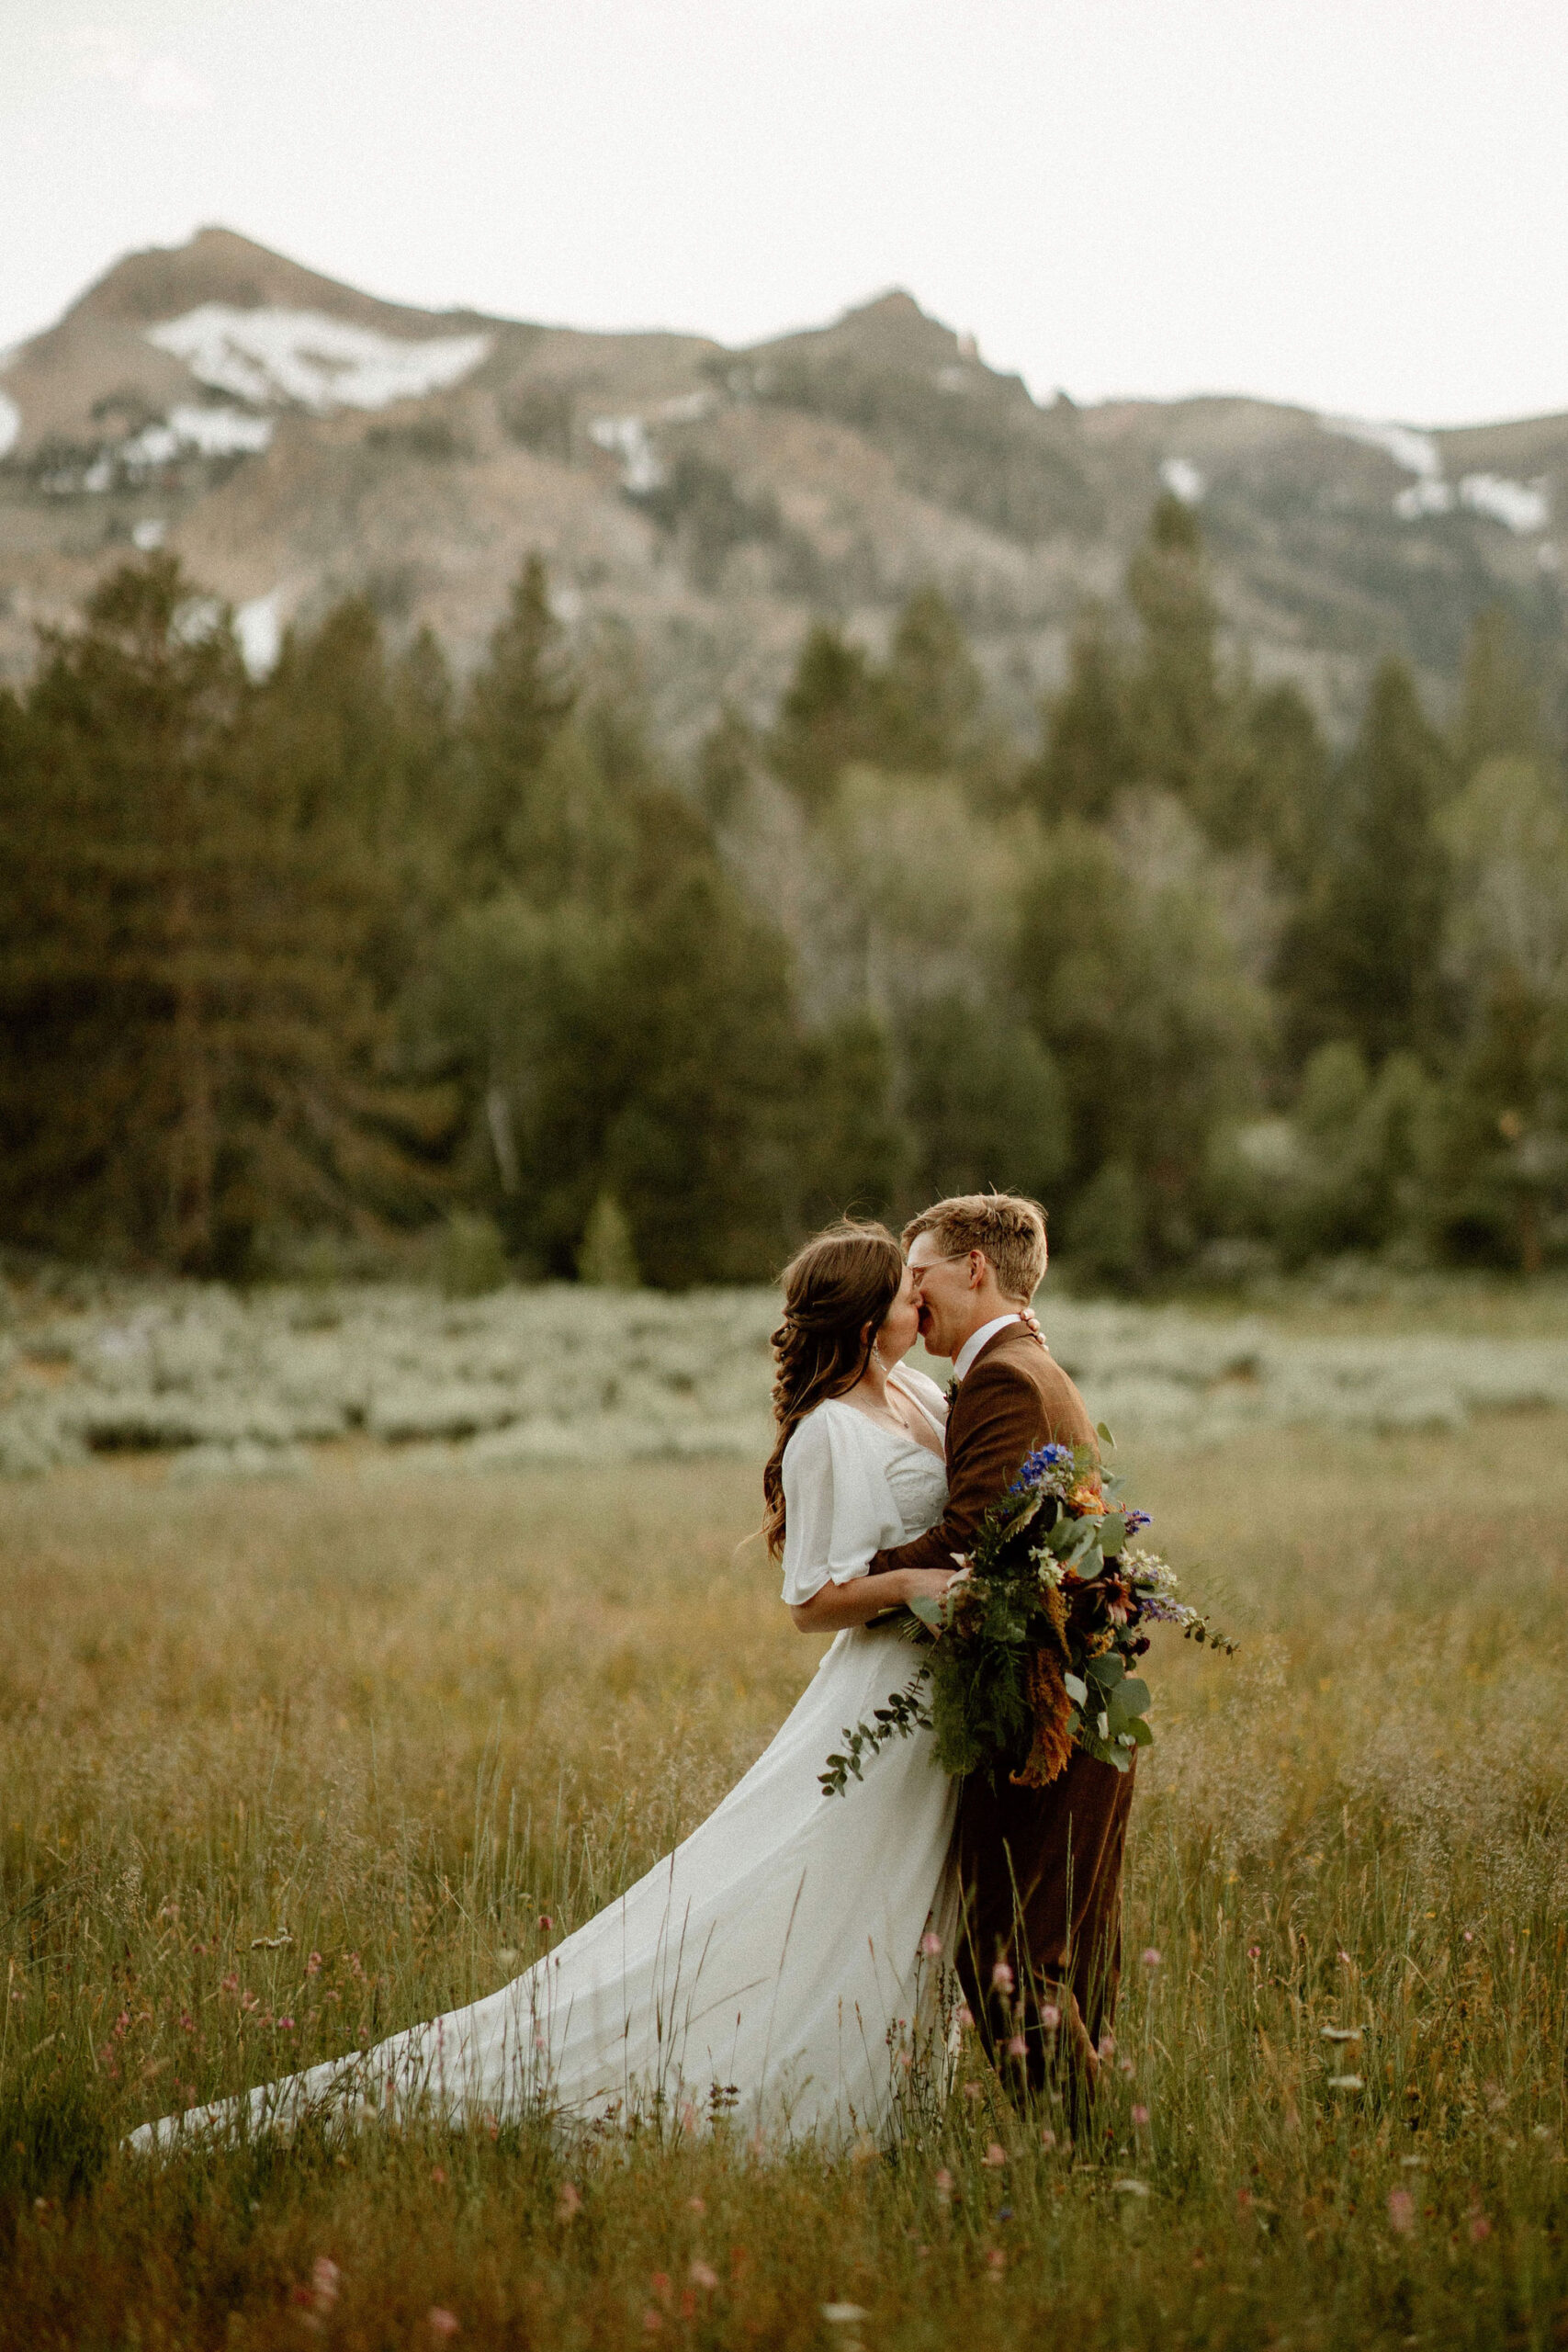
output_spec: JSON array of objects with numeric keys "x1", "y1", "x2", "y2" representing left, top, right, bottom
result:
[{"x1": 437, "y1": 1212, "x2": 509, "y2": 1298}]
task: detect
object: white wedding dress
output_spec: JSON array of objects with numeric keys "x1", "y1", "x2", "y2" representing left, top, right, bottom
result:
[{"x1": 130, "y1": 1370, "x2": 957, "y2": 2156}]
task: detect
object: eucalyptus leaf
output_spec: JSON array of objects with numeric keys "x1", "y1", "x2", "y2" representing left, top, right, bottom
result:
[
  {"x1": 1085, "y1": 1653, "x2": 1124, "y2": 1688},
  {"x1": 908, "y1": 1595, "x2": 944, "y2": 1630},
  {"x1": 1097, "y1": 1421, "x2": 1117, "y2": 1449},
  {"x1": 1128, "y1": 1715, "x2": 1155, "y2": 1747},
  {"x1": 1119, "y1": 1678, "x2": 1151, "y2": 1716},
  {"x1": 1100, "y1": 1513, "x2": 1127, "y2": 1555},
  {"x1": 1064, "y1": 1673, "x2": 1089, "y2": 1704}
]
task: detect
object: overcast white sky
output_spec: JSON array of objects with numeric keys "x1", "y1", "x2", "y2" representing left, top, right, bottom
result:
[{"x1": 4, "y1": 0, "x2": 1565, "y2": 425}]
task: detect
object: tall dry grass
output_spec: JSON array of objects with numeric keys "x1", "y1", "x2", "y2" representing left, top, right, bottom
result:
[{"x1": 4, "y1": 1416, "x2": 1568, "y2": 2348}]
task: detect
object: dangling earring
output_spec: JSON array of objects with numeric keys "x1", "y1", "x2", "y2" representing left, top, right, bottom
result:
[{"x1": 871, "y1": 1340, "x2": 888, "y2": 1374}]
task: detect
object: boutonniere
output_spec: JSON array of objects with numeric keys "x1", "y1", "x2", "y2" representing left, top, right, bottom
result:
[{"x1": 945, "y1": 1377, "x2": 960, "y2": 1406}]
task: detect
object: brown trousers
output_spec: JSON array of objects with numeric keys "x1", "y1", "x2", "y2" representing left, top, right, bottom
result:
[{"x1": 953, "y1": 1747, "x2": 1135, "y2": 2103}]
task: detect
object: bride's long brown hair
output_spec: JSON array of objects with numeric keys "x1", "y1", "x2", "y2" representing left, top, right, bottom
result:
[{"x1": 762, "y1": 1218, "x2": 905, "y2": 1560}]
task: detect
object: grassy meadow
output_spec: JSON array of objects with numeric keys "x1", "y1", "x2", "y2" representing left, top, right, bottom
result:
[{"x1": 4, "y1": 1404, "x2": 1568, "y2": 2348}]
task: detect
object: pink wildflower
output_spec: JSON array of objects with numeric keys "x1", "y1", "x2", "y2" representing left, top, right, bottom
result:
[
  {"x1": 427, "y1": 2312, "x2": 460, "y2": 2340},
  {"x1": 556, "y1": 2182, "x2": 581, "y2": 2221},
  {"x1": 983, "y1": 2143, "x2": 1007, "y2": 2168},
  {"x1": 1387, "y1": 2188, "x2": 1416, "y2": 2236},
  {"x1": 1140, "y1": 1947, "x2": 1162, "y2": 1969},
  {"x1": 1131, "y1": 2104, "x2": 1150, "y2": 2127},
  {"x1": 919, "y1": 1931, "x2": 943, "y2": 1958},
  {"x1": 688, "y1": 2260, "x2": 718, "y2": 2291},
  {"x1": 990, "y1": 1961, "x2": 1014, "y2": 1994},
  {"x1": 1041, "y1": 2003, "x2": 1061, "y2": 2031},
  {"x1": 1007, "y1": 2034, "x2": 1029, "y2": 2060}
]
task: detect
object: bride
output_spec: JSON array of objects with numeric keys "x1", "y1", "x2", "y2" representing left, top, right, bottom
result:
[{"x1": 130, "y1": 1221, "x2": 971, "y2": 2156}]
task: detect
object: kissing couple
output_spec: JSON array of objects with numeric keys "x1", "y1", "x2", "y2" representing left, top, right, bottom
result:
[{"x1": 131, "y1": 1192, "x2": 1134, "y2": 2158}]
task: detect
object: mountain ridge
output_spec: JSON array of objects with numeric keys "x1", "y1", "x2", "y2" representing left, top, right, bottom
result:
[{"x1": 1, "y1": 227, "x2": 1562, "y2": 740}]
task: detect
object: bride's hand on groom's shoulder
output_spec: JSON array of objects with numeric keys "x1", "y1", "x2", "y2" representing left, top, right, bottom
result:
[{"x1": 1020, "y1": 1307, "x2": 1046, "y2": 1347}]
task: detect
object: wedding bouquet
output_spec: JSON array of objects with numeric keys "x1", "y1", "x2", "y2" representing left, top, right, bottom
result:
[{"x1": 820, "y1": 1433, "x2": 1234, "y2": 1798}]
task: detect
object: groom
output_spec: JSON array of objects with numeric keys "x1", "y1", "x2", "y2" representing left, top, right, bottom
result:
[{"x1": 865, "y1": 1192, "x2": 1134, "y2": 2104}]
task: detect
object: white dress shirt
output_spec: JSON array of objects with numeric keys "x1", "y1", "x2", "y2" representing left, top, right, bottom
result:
[{"x1": 953, "y1": 1311, "x2": 1021, "y2": 1383}]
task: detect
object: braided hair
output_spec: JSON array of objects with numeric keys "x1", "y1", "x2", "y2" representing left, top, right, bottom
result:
[{"x1": 762, "y1": 1219, "x2": 905, "y2": 1560}]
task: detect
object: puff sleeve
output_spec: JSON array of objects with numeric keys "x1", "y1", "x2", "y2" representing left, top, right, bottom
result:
[{"x1": 779, "y1": 1404, "x2": 908, "y2": 1607}]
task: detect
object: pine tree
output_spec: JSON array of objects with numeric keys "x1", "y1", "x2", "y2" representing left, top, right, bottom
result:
[
  {"x1": 1244, "y1": 680, "x2": 1332, "y2": 884},
  {"x1": 1126, "y1": 494, "x2": 1225, "y2": 800},
  {"x1": 1279, "y1": 657, "x2": 1454, "y2": 1068},
  {"x1": 1013, "y1": 819, "x2": 1268, "y2": 1275},
  {"x1": 874, "y1": 585, "x2": 987, "y2": 775},
  {"x1": 0, "y1": 558, "x2": 441, "y2": 1271},
  {"x1": 1124, "y1": 493, "x2": 1254, "y2": 835},
  {"x1": 1026, "y1": 606, "x2": 1138, "y2": 822},
  {"x1": 605, "y1": 793, "x2": 807, "y2": 1283},
  {"x1": 794, "y1": 1011, "x2": 913, "y2": 1228},
  {"x1": 462, "y1": 552, "x2": 577, "y2": 888},
  {"x1": 1455, "y1": 605, "x2": 1544, "y2": 779},
  {"x1": 899, "y1": 994, "x2": 1070, "y2": 1206},
  {"x1": 768, "y1": 623, "x2": 879, "y2": 815}
]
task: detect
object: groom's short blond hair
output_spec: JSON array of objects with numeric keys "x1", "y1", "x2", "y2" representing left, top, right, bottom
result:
[{"x1": 903, "y1": 1193, "x2": 1048, "y2": 1303}]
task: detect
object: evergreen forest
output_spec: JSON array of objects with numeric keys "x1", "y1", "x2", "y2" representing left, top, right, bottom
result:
[{"x1": 3, "y1": 495, "x2": 1565, "y2": 1290}]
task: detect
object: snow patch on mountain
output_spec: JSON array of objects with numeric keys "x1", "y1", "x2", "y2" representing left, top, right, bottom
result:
[
  {"x1": 1320, "y1": 413, "x2": 1550, "y2": 536},
  {"x1": 588, "y1": 414, "x2": 665, "y2": 493},
  {"x1": 1458, "y1": 473, "x2": 1550, "y2": 535},
  {"x1": 146, "y1": 307, "x2": 492, "y2": 413},
  {"x1": 235, "y1": 591, "x2": 285, "y2": 679},
  {"x1": 1160, "y1": 456, "x2": 1206, "y2": 504},
  {"x1": 167, "y1": 404, "x2": 275, "y2": 457},
  {"x1": 1394, "y1": 478, "x2": 1454, "y2": 520},
  {"x1": 1319, "y1": 413, "x2": 1443, "y2": 480},
  {"x1": 117, "y1": 407, "x2": 275, "y2": 469}
]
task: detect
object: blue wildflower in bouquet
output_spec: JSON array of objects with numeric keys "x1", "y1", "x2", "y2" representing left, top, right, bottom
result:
[{"x1": 820, "y1": 1433, "x2": 1234, "y2": 1798}]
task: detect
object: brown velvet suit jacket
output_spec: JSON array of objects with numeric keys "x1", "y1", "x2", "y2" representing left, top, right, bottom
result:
[{"x1": 869, "y1": 1323, "x2": 1097, "y2": 1579}]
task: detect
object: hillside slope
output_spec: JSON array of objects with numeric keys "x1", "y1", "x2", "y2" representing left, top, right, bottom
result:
[{"x1": 2, "y1": 226, "x2": 1562, "y2": 739}]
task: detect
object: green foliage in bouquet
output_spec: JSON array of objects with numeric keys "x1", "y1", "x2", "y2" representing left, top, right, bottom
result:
[{"x1": 821, "y1": 1428, "x2": 1235, "y2": 1798}]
